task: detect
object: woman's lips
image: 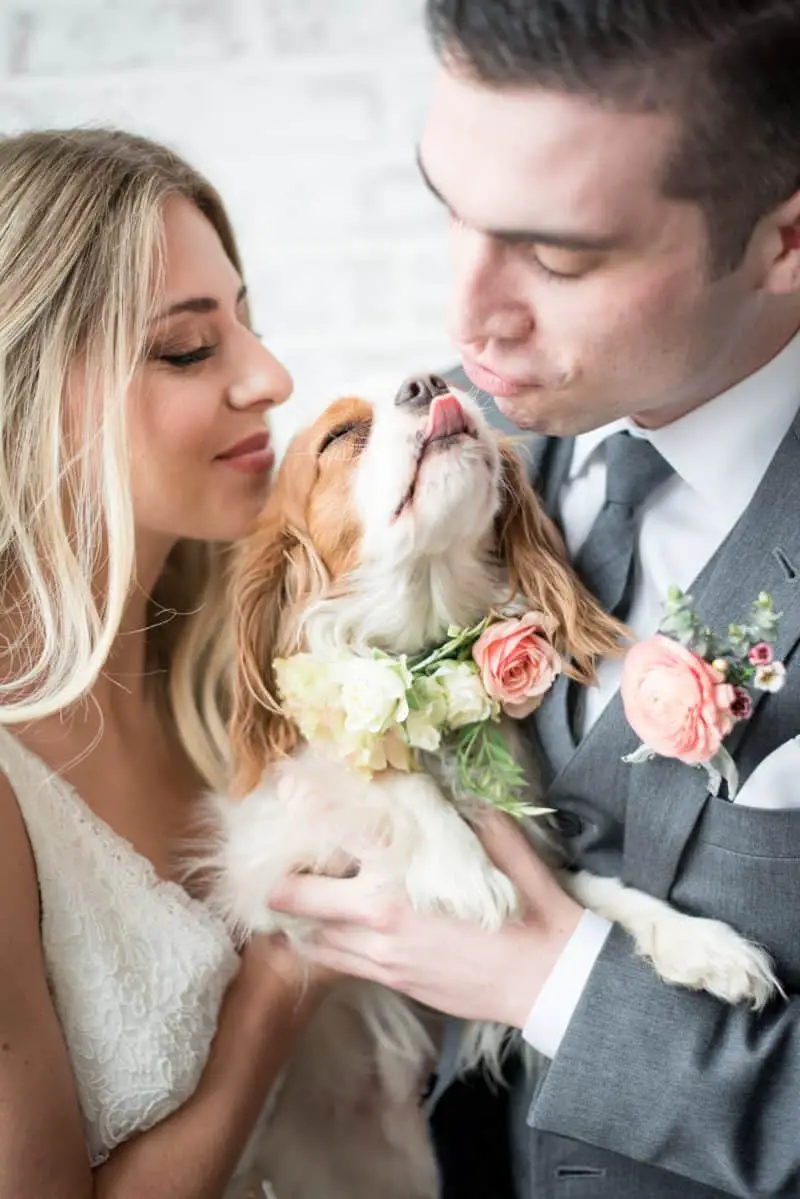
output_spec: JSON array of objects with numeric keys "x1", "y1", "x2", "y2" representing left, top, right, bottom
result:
[
  {"x1": 216, "y1": 431, "x2": 275, "y2": 475},
  {"x1": 461, "y1": 356, "x2": 540, "y2": 399}
]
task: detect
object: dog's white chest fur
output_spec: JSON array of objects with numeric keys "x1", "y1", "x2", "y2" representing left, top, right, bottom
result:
[
  {"x1": 213, "y1": 744, "x2": 519, "y2": 944},
  {"x1": 209, "y1": 748, "x2": 520, "y2": 1199}
]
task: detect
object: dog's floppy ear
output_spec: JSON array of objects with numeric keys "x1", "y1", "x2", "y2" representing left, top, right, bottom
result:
[
  {"x1": 229, "y1": 478, "x2": 325, "y2": 797},
  {"x1": 496, "y1": 441, "x2": 627, "y2": 682}
]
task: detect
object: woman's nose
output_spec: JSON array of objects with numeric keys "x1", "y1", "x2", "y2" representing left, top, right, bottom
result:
[{"x1": 228, "y1": 342, "x2": 293, "y2": 411}]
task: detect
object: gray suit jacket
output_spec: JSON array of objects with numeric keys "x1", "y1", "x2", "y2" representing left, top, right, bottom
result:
[{"x1": 442, "y1": 366, "x2": 800, "y2": 1198}]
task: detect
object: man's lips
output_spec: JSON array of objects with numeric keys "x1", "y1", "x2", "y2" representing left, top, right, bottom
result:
[{"x1": 461, "y1": 356, "x2": 540, "y2": 399}]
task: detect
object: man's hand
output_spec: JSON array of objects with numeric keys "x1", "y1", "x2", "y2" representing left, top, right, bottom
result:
[{"x1": 268, "y1": 811, "x2": 583, "y2": 1029}]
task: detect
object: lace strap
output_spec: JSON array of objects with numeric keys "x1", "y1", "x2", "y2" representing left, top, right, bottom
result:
[{"x1": 0, "y1": 724, "x2": 56, "y2": 809}]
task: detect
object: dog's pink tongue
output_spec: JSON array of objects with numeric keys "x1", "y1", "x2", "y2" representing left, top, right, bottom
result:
[{"x1": 425, "y1": 393, "x2": 467, "y2": 442}]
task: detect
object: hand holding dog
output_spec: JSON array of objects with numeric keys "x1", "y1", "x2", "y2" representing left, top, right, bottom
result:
[{"x1": 268, "y1": 811, "x2": 584, "y2": 1029}]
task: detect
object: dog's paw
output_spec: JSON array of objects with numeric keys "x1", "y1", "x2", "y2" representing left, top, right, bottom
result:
[
  {"x1": 407, "y1": 854, "x2": 519, "y2": 930},
  {"x1": 453, "y1": 862, "x2": 520, "y2": 929},
  {"x1": 639, "y1": 914, "x2": 782, "y2": 1009}
]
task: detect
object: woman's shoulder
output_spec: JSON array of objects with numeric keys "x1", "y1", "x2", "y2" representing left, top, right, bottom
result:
[{"x1": 0, "y1": 760, "x2": 41, "y2": 929}]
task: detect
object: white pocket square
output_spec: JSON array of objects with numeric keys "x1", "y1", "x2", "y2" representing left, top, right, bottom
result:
[{"x1": 734, "y1": 737, "x2": 800, "y2": 810}]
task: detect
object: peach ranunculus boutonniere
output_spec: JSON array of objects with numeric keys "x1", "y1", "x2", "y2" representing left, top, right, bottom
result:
[{"x1": 620, "y1": 588, "x2": 785, "y2": 798}]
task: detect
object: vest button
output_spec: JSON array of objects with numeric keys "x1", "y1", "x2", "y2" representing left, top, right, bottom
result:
[{"x1": 554, "y1": 810, "x2": 583, "y2": 838}]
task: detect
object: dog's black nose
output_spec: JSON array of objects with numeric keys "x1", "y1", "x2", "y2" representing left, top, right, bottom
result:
[{"x1": 394, "y1": 374, "x2": 450, "y2": 408}]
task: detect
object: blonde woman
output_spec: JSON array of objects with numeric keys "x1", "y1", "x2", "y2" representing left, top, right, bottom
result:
[{"x1": 0, "y1": 128, "x2": 326, "y2": 1198}]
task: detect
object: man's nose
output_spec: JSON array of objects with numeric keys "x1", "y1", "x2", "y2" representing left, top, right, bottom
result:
[{"x1": 394, "y1": 373, "x2": 450, "y2": 409}]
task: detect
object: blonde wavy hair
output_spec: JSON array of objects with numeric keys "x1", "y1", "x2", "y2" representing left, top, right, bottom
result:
[{"x1": 0, "y1": 127, "x2": 243, "y2": 789}]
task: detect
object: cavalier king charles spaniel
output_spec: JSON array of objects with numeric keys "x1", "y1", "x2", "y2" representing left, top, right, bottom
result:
[{"x1": 209, "y1": 376, "x2": 778, "y2": 1199}]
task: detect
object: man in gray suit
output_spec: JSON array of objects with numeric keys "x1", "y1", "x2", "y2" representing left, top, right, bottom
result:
[{"x1": 270, "y1": 2, "x2": 800, "y2": 1194}]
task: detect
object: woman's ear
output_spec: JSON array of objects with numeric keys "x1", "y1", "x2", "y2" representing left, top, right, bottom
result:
[{"x1": 496, "y1": 442, "x2": 627, "y2": 682}]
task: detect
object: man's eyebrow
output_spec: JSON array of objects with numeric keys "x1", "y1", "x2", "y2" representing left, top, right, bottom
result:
[
  {"x1": 152, "y1": 282, "x2": 248, "y2": 322},
  {"x1": 415, "y1": 148, "x2": 619, "y2": 253}
]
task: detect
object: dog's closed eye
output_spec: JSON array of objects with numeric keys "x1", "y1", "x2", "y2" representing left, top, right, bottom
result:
[{"x1": 319, "y1": 420, "x2": 371, "y2": 454}]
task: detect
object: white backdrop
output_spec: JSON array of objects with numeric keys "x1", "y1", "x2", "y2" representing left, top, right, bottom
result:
[{"x1": 0, "y1": 0, "x2": 454, "y2": 451}]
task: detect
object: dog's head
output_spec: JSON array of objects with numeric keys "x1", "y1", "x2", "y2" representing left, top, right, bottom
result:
[{"x1": 231, "y1": 375, "x2": 623, "y2": 793}]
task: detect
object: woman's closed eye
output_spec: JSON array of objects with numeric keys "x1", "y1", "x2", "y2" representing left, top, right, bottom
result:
[{"x1": 151, "y1": 342, "x2": 219, "y2": 369}]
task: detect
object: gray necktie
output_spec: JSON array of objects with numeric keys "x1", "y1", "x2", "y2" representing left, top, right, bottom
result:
[
  {"x1": 533, "y1": 431, "x2": 675, "y2": 775},
  {"x1": 573, "y1": 431, "x2": 674, "y2": 620}
]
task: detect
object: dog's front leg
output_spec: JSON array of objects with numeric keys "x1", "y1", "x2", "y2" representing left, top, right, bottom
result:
[{"x1": 564, "y1": 869, "x2": 781, "y2": 1008}]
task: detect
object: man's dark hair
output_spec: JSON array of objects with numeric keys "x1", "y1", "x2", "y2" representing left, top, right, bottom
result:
[{"x1": 425, "y1": 0, "x2": 800, "y2": 275}]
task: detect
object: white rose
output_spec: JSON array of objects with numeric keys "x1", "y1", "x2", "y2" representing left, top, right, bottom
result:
[
  {"x1": 275, "y1": 654, "x2": 338, "y2": 712},
  {"x1": 434, "y1": 660, "x2": 495, "y2": 728},
  {"x1": 334, "y1": 655, "x2": 412, "y2": 735}
]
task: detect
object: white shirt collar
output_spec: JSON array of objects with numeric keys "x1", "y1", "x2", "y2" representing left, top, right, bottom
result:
[{"x1": 568, "y1": 326, "x2": 800, "y2": 526}]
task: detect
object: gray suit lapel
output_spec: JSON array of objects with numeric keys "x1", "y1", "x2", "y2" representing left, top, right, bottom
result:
[
  {"x1": 681, "y1": 413, "x2": 800, "y2": 757},
  {"x1": 599, "y1": 413, "x2": 800, "y2": 897}
]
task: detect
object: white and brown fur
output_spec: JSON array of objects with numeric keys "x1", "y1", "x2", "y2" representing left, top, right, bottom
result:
[{"x1": 208, "y1": 382, "x2": 779, "y2": 1199}]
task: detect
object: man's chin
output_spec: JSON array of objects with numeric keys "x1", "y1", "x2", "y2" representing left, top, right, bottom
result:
[
  {"x1": 492, "y1": 390, "x2": 550, "y2": 432},
  {"x1": 493, "y1": 390, "x2": 595, "y2": 438}
]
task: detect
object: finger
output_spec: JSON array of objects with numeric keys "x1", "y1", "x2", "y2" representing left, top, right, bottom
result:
[
  {"x1": 268, "y1": 872, "x2": 379, "y2": 926},
  {"x1": 304, "y1": 941, "x2": 389, "y2": 986},
  {"x1": 311, "y1": 921, "x2": 386, "y2": 960}
]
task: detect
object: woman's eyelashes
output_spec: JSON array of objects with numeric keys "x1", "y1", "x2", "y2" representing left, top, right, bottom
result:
[
  {"x1": 151, "y1": 342, "x2": 215, "y2": 364},
  {"x1": 149, "y1": 340, "x2": 219, "y2": 369},
  {"x1": 149, "y1": 320, "x2": 263, "y2": 370}
]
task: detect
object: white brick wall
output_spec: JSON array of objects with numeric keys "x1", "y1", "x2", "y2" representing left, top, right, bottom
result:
[{"x1": 0, "y1": 0, "x2": 454, "y2": 451}]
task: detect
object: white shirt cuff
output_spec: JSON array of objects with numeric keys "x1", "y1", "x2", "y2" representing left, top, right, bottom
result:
[{"x1": 522, "y1": 909, "x2": 612, "y2": 1059}]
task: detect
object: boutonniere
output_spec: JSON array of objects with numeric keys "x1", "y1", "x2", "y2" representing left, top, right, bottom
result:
[
  {"x1": 274, "y1": 610, "x2": 561, "y2": 819},
  {"x1": 620, "y1": 588, "x2": 785, "y2": 798}
]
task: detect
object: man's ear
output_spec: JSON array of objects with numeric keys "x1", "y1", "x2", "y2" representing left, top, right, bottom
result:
[{"x1": 752, "y1": 189, "x2": 800, "y2": 295}]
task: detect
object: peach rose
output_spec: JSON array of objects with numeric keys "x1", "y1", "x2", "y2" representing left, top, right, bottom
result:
[
  {"x1": 621, "y1": 635, "x2": 737, "y2": 765},
  {"x1": 472, "y1": 612, "x2": 562, "y2": 719}
]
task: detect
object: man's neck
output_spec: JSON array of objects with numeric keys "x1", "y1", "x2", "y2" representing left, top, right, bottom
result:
[{"x1": 634, "y1": 307, "x2": 800, "y2": 431}]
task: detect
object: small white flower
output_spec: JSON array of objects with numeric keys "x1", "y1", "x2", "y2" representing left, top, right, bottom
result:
[
  {"x1": 434, "y1": 660, "x2": 496, "y2": 728},
  {"x1": 405, "y1": 710, "x2": 443, "y2": 752},
  {"x1": 753, "y1": 661, "x2": 787, "y2": 693},
  {"x1": 404, "y1": 675, "x2": 448, "y2": 750},
  {"x1": 333, "y1": 655, "x2": 412, "y2": 735},
  {"x1": 341, "y1": 727, "x2": 412, "y2": 773}
]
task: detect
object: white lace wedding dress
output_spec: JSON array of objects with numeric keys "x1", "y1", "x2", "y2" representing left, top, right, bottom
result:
[{"x1": 0, "y1": 724, "x2": 271, "y2": 1197}]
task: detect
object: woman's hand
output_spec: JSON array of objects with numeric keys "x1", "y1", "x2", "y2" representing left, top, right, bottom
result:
[{"x1": 268, "y1": 811, "x2": 583, "y2": 1030}]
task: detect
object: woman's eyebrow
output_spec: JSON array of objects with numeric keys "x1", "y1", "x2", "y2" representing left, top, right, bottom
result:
[{"x1": 151, "y1": 282, "x2": 248, "y2": 323}]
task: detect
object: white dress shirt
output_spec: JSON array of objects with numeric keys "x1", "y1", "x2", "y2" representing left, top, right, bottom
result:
[{"x1": 523, "y1": 327, "x2": 800, "y2": 1060}]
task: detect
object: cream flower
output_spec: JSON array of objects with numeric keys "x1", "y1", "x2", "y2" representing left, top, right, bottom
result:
[
  {"x1": 405, "y1": 675, "x2": 448, "y2": 751},
  {"x1": 434, "y1": 660, "x2": 496, "y2": 728},
  {"x1": 274, "y1": 654, "x2": 343, "y2": 741},
  {"x1": 333, "y1": 653, "x2": 412, "y2": 735}
]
